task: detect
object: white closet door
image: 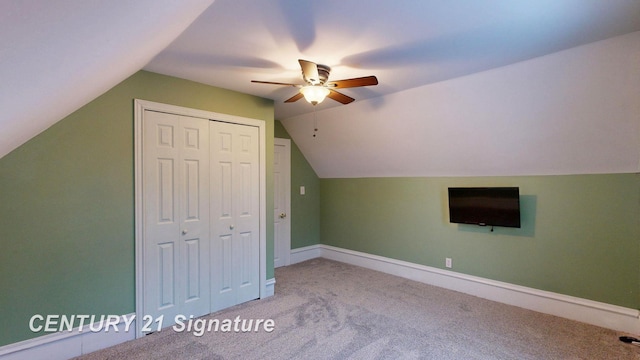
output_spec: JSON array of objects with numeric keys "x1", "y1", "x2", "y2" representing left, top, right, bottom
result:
[
  {"x1": 210, "y1": 121, "x2": 260, "y2": 311},
  {"x1": 142, "y1": 110, "x2": 210, "y2": 330}
]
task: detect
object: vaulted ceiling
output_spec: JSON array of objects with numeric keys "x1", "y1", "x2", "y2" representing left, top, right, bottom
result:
[
  {"x1": 146, "y1": 0, "x2": 640, "y2": 120},
  {"x1": 2, "y1": 1, "x2": 639, "y2": 176},
  {"x1": 0, "y1": 0, "x2": 215, "y2": 159}
]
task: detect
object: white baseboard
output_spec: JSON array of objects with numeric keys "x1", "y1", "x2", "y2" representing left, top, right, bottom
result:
[
  {"x1": 0, "y1": 314, "x2": 136, "y2": 360},
  {"x1": 304, "y1": 244, "x2": 640, "y2": 334},
  {"x1": 264, "y1": 278, "x2": 276, "y2": 297},
  {"x1": 290, "y1": 245, "x2": 322, "y2": 264}
]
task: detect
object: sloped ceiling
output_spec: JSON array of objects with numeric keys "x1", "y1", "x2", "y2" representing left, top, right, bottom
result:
[
  {"x1": 2, "y1": 1, "x2": 639, "y2": 177},
  {"x1": 145, "y1": 0, "x2": 640, "y2": 177},
  {"x1": 146, "y1": 0, "x2": 640, "y2": 121},
  {"x1": 0, "y1": 0, "x2": 215, "y2": 159},
  {"x1": 282, "y1": 32, "x2": 640, "y2": 177}
]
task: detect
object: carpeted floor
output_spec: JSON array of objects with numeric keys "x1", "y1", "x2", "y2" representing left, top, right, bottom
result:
[{"x1": 75, "y1": 258, "x2": 640, "y2": 359}]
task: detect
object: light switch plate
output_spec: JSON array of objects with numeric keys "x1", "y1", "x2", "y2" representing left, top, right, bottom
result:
[{"x1": 300, "y1": 186, "x2": 305, "y2": 195}]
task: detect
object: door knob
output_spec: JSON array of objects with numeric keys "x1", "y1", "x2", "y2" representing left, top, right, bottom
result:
[
  {"x1": 230, "y1": 225, "x2": 235, "y2": 230},
  {"x1": 182, "y1": 229, "x2": 188, "y2": 235},
  {"x1": 279, "y1": 213, "x2": 286, "y2": 219}
]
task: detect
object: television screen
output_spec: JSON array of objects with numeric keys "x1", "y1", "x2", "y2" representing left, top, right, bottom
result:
[{"x1": 448, "y1": 187, "x2": 521, "y2": 228}]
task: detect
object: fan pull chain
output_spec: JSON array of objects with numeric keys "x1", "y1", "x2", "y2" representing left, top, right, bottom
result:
[{"x1": 313, "y1": 106, "x2": 318, "y2": 138}]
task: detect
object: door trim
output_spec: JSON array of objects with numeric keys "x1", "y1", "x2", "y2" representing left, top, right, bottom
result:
[{"x1": 134, "y1": 99, "x2": 267, "y2": 338}]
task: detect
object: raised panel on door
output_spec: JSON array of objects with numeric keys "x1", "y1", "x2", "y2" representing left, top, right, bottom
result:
[
  {"x1": 184, "y1": 239, "x2": 201, "y2": 301},
  {"x1": 158, "y1": 242, "x2": 176, "y2": 309},
  {"x1": 142, "y1": 110, "x2": 210, "y2": 332},
  {"x1": 237, "y1": 230, "x2": 256, "y2": 303}
]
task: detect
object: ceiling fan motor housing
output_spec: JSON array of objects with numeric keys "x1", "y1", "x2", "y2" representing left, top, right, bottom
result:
[{"x1": 304, "y1": 64, "x2": 331, "y2": 85}]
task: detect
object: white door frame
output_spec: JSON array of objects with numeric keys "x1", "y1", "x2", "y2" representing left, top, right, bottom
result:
[
  {"x1": 134, "y1": 99, "x2": 267, "y2": 338},
  {"x1": 273, "y1": 138, "x2": 291, "y2": 267}
]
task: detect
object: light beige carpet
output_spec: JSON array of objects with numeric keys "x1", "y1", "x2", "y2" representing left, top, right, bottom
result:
[{"x1": 75, "y1": 258, "x2": 640, "y2": 359}]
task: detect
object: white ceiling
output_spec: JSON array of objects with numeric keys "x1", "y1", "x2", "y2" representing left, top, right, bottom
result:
[
  {"x1": 0, "y1": 0, "x2": 215, "y2": 159},
  {"x1": 281, "y1": 31, "x2": 640, "y2": 177},
  {"x1": 145, "y1": 0, "x2": 640, "y2": 120}
]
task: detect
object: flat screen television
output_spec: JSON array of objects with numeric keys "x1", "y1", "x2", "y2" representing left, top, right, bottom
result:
[{"x1": 448, "y1": 187, "x2": 521, "y2": 228}]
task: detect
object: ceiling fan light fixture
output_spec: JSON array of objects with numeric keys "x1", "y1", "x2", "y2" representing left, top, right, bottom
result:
[
  {"x1": 251, "y1": 59, "x2": 377, "y2": 105},
  {"x1": 300, "y1": 86, "x2": 330, "y2": 105}
]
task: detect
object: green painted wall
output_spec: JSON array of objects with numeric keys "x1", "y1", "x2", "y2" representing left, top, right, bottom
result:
[
  {"x1": 274, "y1": 121, "x2": 320, "y2": 249},
  {"x1": 0, "y1": 70, "x2": 274, "y2": 346},
  {"x1": 320, "y1": 174, "x2": 640, "y2": 308}
]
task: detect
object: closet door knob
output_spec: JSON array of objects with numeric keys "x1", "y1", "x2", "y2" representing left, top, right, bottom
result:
[
  {"x1": 182, "y1": 229, "x2": 188, "y2": 235},
  {"x1": 230, "y1": 225, "x2": 235, "y2": 230}
]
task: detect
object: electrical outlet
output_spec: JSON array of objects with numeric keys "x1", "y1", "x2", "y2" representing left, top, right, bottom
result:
[{"x1": 445, "y1": 258, "x2": 452, "y2": 268}]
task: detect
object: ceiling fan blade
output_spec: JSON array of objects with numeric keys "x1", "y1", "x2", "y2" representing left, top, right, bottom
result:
[
  {"x1": 284, "y1": 92, "x2": 304, "y2": 103},
  {"x1": 327, "y1": 89, "x2": 354, "y2": 104},
  {"x1": 326, "y1": 76, "x2": 378, "y2": 89},
  {"x1": 251, "y1": 80, "x2": 299, "y2": 87},
  {"x1": 298, "y1": 59, "x2": 320, "y2": 85}
]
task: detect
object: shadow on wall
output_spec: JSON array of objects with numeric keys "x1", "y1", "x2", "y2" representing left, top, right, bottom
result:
[{"x1": 455, "y1": 195, "x2": 537, "y2": 237}]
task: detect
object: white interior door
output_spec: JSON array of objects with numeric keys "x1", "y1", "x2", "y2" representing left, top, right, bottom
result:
[
  {"x1": 273, "y1": 138, "x2": 291, "y2": 268},
  {"x1": 142, "y1": 110, "x2": 210, "y2": 331},
  {"x1": 210, "y1": 121, "x2": 260, "y2": 312}
]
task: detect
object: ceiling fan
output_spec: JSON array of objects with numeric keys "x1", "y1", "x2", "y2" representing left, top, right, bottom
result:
[{"x1": 251, "y1": 59, "x2": 378, "y2": 105}]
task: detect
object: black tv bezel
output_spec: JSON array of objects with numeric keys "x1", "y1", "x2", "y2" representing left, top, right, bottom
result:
[{"x1": 448, "y1": 187, "x2": 521, "y2": 228}]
